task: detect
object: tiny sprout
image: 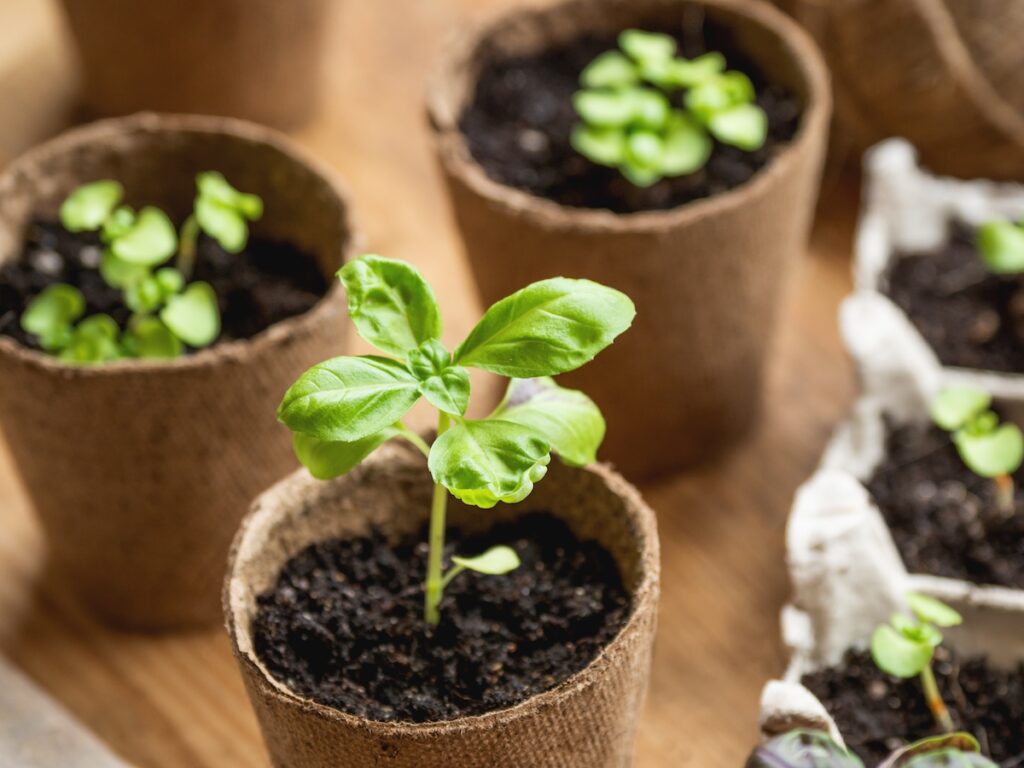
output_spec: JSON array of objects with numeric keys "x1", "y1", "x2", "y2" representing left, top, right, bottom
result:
[
  {"x1": 278, "y1": 254, "x2": 634, "y2": 626},
  {"x1": 745, "y1": 729, "x2": 864, "y2": 768},
  {"x1": 930, "y1": 386, "x2": 1023, "y2": 516},
  {"x1": 977, "y1": 219, "x2": 1024, "y2": 275},
  {"x1": 879, "y1": 733, "x2": 996, "y2": 768},
  {"x1": 871, "y1": 592, "x2": 963, "y2": 733},
  {"x1": 20, "y1": 172, "x2": 256, "y2": 363},
  {"x1": 571, "y1": 28, "x2": 767, "y2": 187}
]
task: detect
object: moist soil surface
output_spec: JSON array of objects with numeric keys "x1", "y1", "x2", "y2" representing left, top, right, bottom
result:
[
  {"x1": 802, "y1": 648, "x2": 1024, "y2": 767},
  {"x1": 865, "y1": 417, "x2": 1024, "y2": 589},
  {"x1": 460, "y1": 18, "x2": 802, "y2": 213},
  {"x1": 0, "y1": 218, "x2": 328, "y2": 352},
  {"x1": 884, "y1": 223, "x2": 1024, "y2": 373},
  {"x1": 252, "y1": 513, "x2": 632, "y2": 723}
]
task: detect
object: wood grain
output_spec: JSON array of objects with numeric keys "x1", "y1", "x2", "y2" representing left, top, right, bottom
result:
[{"x1": 0, "y1": 1, "x2": 858, "y2": 765}]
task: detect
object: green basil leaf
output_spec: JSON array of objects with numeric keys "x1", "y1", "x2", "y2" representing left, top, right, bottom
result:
[
  {"x1": 408, "y1": 339, "x2": 470, "y2": 416},
  {"x1": 618, "y1": 29, "x2": 676, "y2": 65},
  {"x1": 493, "y1": 377, "x2": 605, "y2": 466},
  {"x1": 978, "y1": 221, "x2": 1024, "y2": 274},
  {"x1": 930, "y1": 386, "x2": 991, "y2": 432},
  {"x1": 100, "y1": 249, "x2": 149, "y2": 289},
  {"x1": 452, "y1": 545, "x2": 521, "y2": 575},
  {"x1": 621, "y1": 162, "x2": 662, "y2": 187},
  {"x1": 669, "y1": 52, "x2": 726, "y2": 88},
  {"x1": 196, "y1": 172, "x2": 263, "y2": 220},
  {"x1": 111, "y1": 207, "x2": 177, "y2": 266},
  {"x1": 906, "y1": 593, "x2": 963, "y2": 628},
  {"x1": 631, "y1": 89, "x2": 671, "y2": 130},
  {"x1": 195, "y1": 196, "x2": 247, "y2": 253},
  {"x1": 338, "y1": 254, "x2": 442, "y2": 357},
  {"x1": 570, "y1": 125, "x2": 627, "y2": 167},
  {"x1": 454, "y1": 277, "x2": 635, "y2": 377},
  {"x1": 428, "y1": 419, "x2": 551, "y2": 509},
  {"x1": 59, "y1": 314, "x2": 122, "y2": 364},
  {"x1": 871, "y1": 624, "x2": 933, "y2": 678},
  {"x1": 955, "y1": 423, "x2": 1024, "y2": 478},
  {"x1": 580, "y1": 50, "x2": 638, "y2": 89},
  {"x1": 101, "y1": 206, "x2": 136, "y2": 243},
  {"x1": 293, "y1": 427, "x2": 399, "y2": 480},
  {"x1": 278, "y1": 355, "x2": 421, "y2": 442},
  {"x1": 708, "y1": 103, "x2": 767, "y2": 151},
  {"x1": 660, "y1": 114, "x2": 712, "y2": 175},
  {"x1": 125, "y1": 316, "x2": 183, "y2": 359},
  {"x1": 21, "y1": 284, "x2": 86, "y2": 350},
  {"x1": 686, "y1": 71, "x2": 755, "y2": 121},
  {"x1": 160, "y1": 281, "x2": 221, "y2": 348},
  {"x1": 155, "y1": 267, "x2": 185, "y2": 298},
  {"x1": 748, "y1": 730, "x2": 865, "y2": 768},
  {"x1": 125, "y1": 276, "x2": 164, "y2": 314},
  {"x1": 60, "y1": 180, "x2": 123, "y2": 232},
  {"x1": 626, "y1": 130, "x2": 664, "y2": 168},
  {"x1": 574, "y1": 90, "x2": 636, "y2": 128}
]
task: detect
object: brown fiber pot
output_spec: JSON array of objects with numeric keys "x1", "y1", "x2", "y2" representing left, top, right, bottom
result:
[
  {"x1": 428, "y1": 0, "x2": 831, "y2": 479},
  {"x1": 781, "y1": 0, "x2": 1024, "y2": 180},
  {"x1": 58, "y1": 0, "x2": 334, "y2": 130},
  {"x1": 225, "y1": 442, "x2": 660, "y2": 768},
  {"x1": 0, "y1": 113, "x2": 357, "y2": 630}
]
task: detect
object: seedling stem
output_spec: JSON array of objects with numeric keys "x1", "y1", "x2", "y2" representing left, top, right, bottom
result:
[
  {"x1": 177, "y1": 214, "x2": 200, "y2": 279},
  {"x1": 995, "y1": 473, "x2": 1015, "y2": 517},
  {"x1": 424, "y1": 411, "x2": 452, "y2": 626},
  {"x1": 920, "y1": 663, "x2": 954, "y2": 733}
]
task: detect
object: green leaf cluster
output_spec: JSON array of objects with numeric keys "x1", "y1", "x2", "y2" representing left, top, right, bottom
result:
[
  {"x1": 977, "y1": 219, "x2": 1024, "y2": 275},
  {"x1": 746, "y1": 730, "x2": 995, "y2": 768},
  {"x1": 571, "y1": 29, "x2": 768, "y2": 187},
  {"x1": 278, "y1": 254, "x2": 633, "y2": 625},
  {"x1": 930, "y1": 386, "x2": 1024, "y2": 479},
  {"x1": 279, "y1": 254, "x2": 633, "y2": 508},
  {"x1": 19, "y1": 173, "x2": 260, "y2": 363},
  {"x1": 871, "y1": 593, "x2": 962, "y2": 679}
]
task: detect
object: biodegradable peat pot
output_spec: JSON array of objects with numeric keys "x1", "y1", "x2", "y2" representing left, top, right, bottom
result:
[
  {"x1": 428, "y1": 0, "x2": 831, "y2": 479},
  {"x1": 758, "y1": 490, "x2": 1024, "y2": 761},
  {"x1": 225, "y1": 443, "x2": 660, "y2": 768},
  {"x1": 781, "y1": 0, "x2": 1024, "y2": 180},
  {"x1": 59, "y1": 0, "x2": 333, "y2": 130},
  {"x1": 845, "y1": 139, "x2": 1024, "y2": 402},
  {"x1": 0, "y1": 113, "x2": 356, "y2": 630}
]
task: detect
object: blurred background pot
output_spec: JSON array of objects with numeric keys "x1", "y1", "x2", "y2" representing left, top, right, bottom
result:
[
  {"x1": 775, "y1": 0, "x2": 1024, "y2": 180},
  {"x1": 58, "y1": 0, "x2": 334, "y2": 130},
  {"x1": 428, "y1": 0, "x2": 831, "y2": 479},
  {"x1": 0, "y1": 113, "x2": 356, "y2": 630},
  {"x1": 225, "y1": 443, "x2": 660, "y2": 768}
]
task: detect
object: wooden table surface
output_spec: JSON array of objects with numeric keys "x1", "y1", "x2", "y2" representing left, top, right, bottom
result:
[{"x1": 0, "y1": 1, "x2": 859, "y2": 766}]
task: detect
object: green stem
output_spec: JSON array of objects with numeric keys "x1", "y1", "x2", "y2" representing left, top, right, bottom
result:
[
  {"x1": 177, "y1": 215, "x2": 200, "y2": 279},
  {"x1": 440, "y1": 564, "x2": 466, "y2": 591},
  {"x1": 397, "y1": 424, "x2": 431, "y2": 459},
  {"x1": 995, "y1": 474, "x2": 1015, "y2": 518},
  {"x1": 423, "y1": 411, "x2": 451, "y2": 627},
  {"x1": 920, "y1": 663, "x2": 954, "y2": 733}
]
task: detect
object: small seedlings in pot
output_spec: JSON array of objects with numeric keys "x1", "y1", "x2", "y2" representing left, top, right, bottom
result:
[
  {"x1": 746, "y1": 730, "x2": 995, "y2": 768},
  {"x1": 930, "y1": 386, "x2": 1023, "y2": 516},
  {"x1": 871, "y1": 592, "x2": 963, "y2": 733},
  {"x1": 19, "y1": 173, "x2": 261, "y2": 362},
  {"x1": 277, "y1": 254, "x2": 634, "y2": 626},
  {"x1": 571, "y1": 29, "x2": 768, "y2": 187}
]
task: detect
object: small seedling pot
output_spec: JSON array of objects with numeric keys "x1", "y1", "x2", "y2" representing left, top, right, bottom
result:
[
  {"x1": 58, "y1": 0, "x2": 333, "y2": 130},
  {"x1": 0, "y1": 113, "x2": 357, "y2": 630},
  {"x1": 845, "y1": 139, "x2": 1024, "y2": 403},
  {"x1": 758, "y1": 485, "x2": 1024, "y2": 746},
  {"x1": 779, "y1": 0, "x2": 1024, "y2": 180},
  {"x1": 427, "y1": 0, "x2": 831, "y2": 479},
  {"x1": 224, "y1": 442, "x2": 660, "y2": 768}
]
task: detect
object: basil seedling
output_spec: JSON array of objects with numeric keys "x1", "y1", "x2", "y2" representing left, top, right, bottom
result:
[
  {"x1": 572, "y1": 29, "x2": 768, "y2": 187},
  {"x1": 930, "y1": 386, "x2": 1023, "y2": 517},
  {"x1": 879, "y1": 733, "x2": 996, "y2": 768},
  {"x1": 977, "y1": 218, "x2": 1024, "y2": 275},
  {"x1": 871, "y1": 593, "x2": 963, "y2": 733},
  {"x1": 278, "y1": 254, "x2": 634, "y2": 626},
  {"x1": 745, "y1": 729, "x2": 863, "y2": 768},
  {"x1": 19, "y1": 172, "x2": 259, "y2": 363}
]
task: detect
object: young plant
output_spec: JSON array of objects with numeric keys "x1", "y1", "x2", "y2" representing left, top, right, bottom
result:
[
  {"x1": 571, "y1": 29, "x2": 768, "y2": 187},
  {"x1": 871, "y1": 592, "x2": 963, "y2": 734},
  {"x1": 977, "y1": 218, "x2": 1024, "y2": 275},
  {"x1": 930, "y1": 386, "x2": 1023, "y2": 516},
  {"x1": 19, "y1": 173, "x2": 260, "y2": 363},
  {"x1": 879, "y1": 734, "x2": 996, "y2": 768},
  {"x1": 277, "y1": 254, "x2": 634, "y2": 626},
  {"x1": 745, "y1": 729, "x2": 864, "y2": 768}
]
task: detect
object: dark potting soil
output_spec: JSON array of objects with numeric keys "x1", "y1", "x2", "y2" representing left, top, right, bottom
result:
[
  {"x1": 865, "y1": 417, "x2": 1024, "y2": 590},
  {"x1": 802, "y1": 648, "x2": 1024, "y2": 767},
  {"x1": 0, "y1": 218, "x2": 328, "y2": 352},
  {"x1": 883, "y1": 223, "x2": 1024, "y2": 373},
  {"x1": 252, "y1": 513, "x2": 632, "y2": 723},
  {"x1": 459, "y1": 19, "x2": 803, "y2": 213}
]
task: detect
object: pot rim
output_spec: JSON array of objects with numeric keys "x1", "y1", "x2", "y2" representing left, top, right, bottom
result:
[
  {"x1": 224, "y1": 451, "x2": 660, "y2": 737},
  {"x1": 426, "y1": 0, "x2": 832, "y2": 233},
  {"x1": 0, "y1": 111, "x2": 360, "y2": 378}
]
